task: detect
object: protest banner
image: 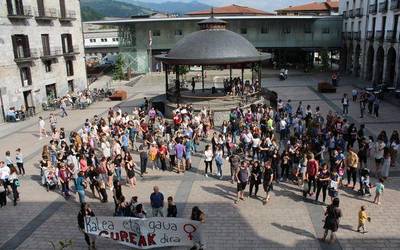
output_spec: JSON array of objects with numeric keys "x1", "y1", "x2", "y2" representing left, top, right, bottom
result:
[{"x1": 84, "y1": 216, "x2": 201, "y2": 249}]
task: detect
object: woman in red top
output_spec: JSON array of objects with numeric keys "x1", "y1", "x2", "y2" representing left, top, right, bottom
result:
[
  {"x1": 306, "y1": 153, "x2": 319, "y2": 197},
  {"x1": 79, "y1": 155, "x2": 88, "y2": 174},
  {"x1": 158, "y1": 143, "x2": 168, "y2": 171},
  {"x1": 58, "y1": 163, "x2": 71, "y2": 197}
]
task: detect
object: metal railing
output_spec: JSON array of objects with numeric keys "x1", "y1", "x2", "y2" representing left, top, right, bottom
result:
[
  {"x1": 379, "y1": 1, "x2": 388, "y2": 12},
  {"x1": 390, "y1": 0, "x2": 399, "y2": 9},
  {"x1": 40, "y1": 47, "x2": 62, "y2": 58},
  {"x1": 59, "y1": 10, "x2": 76, "y2": 20},
  {"x1": 35, "y1": 8, "x2": 57, "y2": 18},
  {"x1": 8, "y1": 5, "x2": 33, "y2": 17},
  {"x1": 355, "y1": 8, "x2": 363, "y2": 17},
  {"x1": 63, "y1": 45, "x2": 79, "y2": 55},
  {"x1": 341, "y1": 32, "x2": 347, "y2": 39},
  {"x1": 354, "y1": 31, "x2": 361, "y2": 40},
  {"x1": 385, "y1": 30, "x2": 397, "y2": 42},
  {"x1": 349, "y1": 9, "x2": 355, "y2": 18},
  {"x1": 367, "y1": 31, "x2": 375, "y2": 40},
  {"x1": 375, "y1": 30, "x2": 384, "y2": 41},
  {"x1": 369, "y1": 4, "x2": 377, "y2": 14},
  {"x1": 347, "y1": 31, "x2": 353, "y2": 40},
  {"x1": 14, "y1": 48, "x2": 39, "y2": 62},
  {"x1": 342, "y1": 10, "x2": 348, "y2": 19}
]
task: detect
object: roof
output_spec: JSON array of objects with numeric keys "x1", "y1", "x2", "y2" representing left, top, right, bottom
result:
[
  {"x1": 155, "y1": 28, "x2": 269, "y2": 65},
  {"x1": 186, "y1": 4, "x2": 274, "y2": 16},
  {"x1": 276, "y1": 1, "x2": 339, "y2": 12},
  {"x1": 86, "y1": 15, "x2": 339, "y2": 25}
]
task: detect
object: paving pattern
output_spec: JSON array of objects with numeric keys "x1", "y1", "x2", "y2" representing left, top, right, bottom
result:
[{"x1": 0, "y1": 71, "x2": 399, "y2": 250}]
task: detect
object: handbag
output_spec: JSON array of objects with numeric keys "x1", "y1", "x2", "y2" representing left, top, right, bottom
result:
[{"x1": 14, "y1": 179, "x2": 20, "y2": 187}]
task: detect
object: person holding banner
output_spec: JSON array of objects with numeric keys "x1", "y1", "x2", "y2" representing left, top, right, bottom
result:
[
  {"x1": 77, "y1": 203, "x2": 96, "y2": 249},
  {"x1": 191, "y1": 206, "x2": 205, "y2": 250}
]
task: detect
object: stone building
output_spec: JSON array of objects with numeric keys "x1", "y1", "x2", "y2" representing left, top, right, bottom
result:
[
  {"x1": 340, "y1": 0, "x2": 400, "y2": 88},
  {"x1": 0, "y1": 0, "x2": 87, "y2": 122}
]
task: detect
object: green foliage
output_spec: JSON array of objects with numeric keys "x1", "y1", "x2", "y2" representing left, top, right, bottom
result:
[
  {"x1": 80, "y1": 0, "x2": 154, "y2": 19},
  {"x1": 320, "y1": 48, "x2": 330, "y2": 71},
  {"x1": 113, "y1": 54, "x2": 125, "y2": 80},
  {"x1": 81, "y1": 6, "x2": 104, "y2": 21},
  {"x1": 176, "y1": 65, "x2": 189, "y2": 76}
]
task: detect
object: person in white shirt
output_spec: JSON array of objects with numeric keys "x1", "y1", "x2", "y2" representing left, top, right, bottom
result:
[
  {"x1": 204, "y1": 145, "x2": 214, "y2": 177},
  {"x1": 374, "y1": 139, "x2": 385, "y2": 176},
  {"x1": 39, "y1": 117, "x2": 48, "y2": 140}
]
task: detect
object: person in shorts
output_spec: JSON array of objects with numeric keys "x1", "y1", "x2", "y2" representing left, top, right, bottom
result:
[
  {"x1": 235, "y1": 161, "x2": 249, "y2": 204},
  {"x1": 262, "y1": 161, "x2": 274, "y2": 205}
]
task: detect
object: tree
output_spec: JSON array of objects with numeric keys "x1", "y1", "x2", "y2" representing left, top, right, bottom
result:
[{"x1": 113, "y1": 54, "x2": 124, "y2": 80}]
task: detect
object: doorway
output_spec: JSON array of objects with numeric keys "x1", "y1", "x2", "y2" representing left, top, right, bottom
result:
[
  {"x1": 23, "y1": 90, "x2": 33, "y2": 109},
  {"x1": 45, "y1": 83, "x2": 57, "y2": 102}
]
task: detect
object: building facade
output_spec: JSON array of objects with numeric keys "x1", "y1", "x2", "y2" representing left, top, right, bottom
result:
[
  {"x1": 83, "y1": 24, "x2": 119, "y2": 60},
  {"x1": 0, "y1": 0, "x2": 87, "y2": 122},
  {"x1": 340, "y1": 0, "x2": 400, "y2": 88},
  {"x1": 90, "y1": 15, "x2": 342, "y2": 73}
]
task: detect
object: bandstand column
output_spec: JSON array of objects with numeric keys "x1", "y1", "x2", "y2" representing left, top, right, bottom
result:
[
  {"x1": 241, "y1": 65, "x2": 244, "y2": 83},
  {"x1": 251, "y1": 63, "x2": 255, "y2": 84},
  {"x1": 258, "y1": 62, "x2": 262, "y2": 85},
  {"x1": 229, "y1": 65, "x2": 232, "y2": 81},
  {"x1": 201, "y1": 65, "x2": 205, "y2": 92}
]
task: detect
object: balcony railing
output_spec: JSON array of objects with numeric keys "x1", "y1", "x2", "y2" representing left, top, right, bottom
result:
[
  {"x1": 40, "y1": 47, "x2": 62, "y2": 59},
  {"x1": 385, "y1": 30, "x2": 397, "y2": 42},
  {"x1": 390, "y1": 0, "x2": 400, "y2": 9},
  {"x1": 35, "y1": 8, "x2": 58, "y2": 21},
  {"x1": 379, "y1": 1, "x2": 388, "y2": 13},
  {"x1": 63, "y1": 46, "x2": 79, "y2": 56},
  {"x1": 354, "y1": 31, "x2": 361, "y2": 40},
  {"x1": 7, "y1": 5, "x2": 33, "y2": 19},
  {"x1": 369, "y1": 4, "x2": 377, "y2": 14},
  {"x1": 342, "y1": 10, "x2": 348, "y2": 19},
  {"x1": 355, "y1": 8, "x2": 363, "y2": 17},
  {"x1": 367, "y1": 31, "x2": 375, "y2": 40},
  {"x1": 349, "y1": 9, "x2": 355, "y2": 18},
  {"x1": 347, "y1": 32, "x2": 353, "y2": 40},
  {"x1": 59, "y1": 10, "x2": 76, "y2": 22},
  {"x1": 375, "y1": 30, "x2": 384, "y2": 41},
  {"x1": 14, "y1": 48, "x2": 39, "y2": 63},
  {"x1": 341, "y1": 32, "x2": 347, "y2": 39}
]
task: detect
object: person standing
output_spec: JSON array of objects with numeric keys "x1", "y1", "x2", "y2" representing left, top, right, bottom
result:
[
  {"x1": 373, "y1": 98, "x2": 380, "y2": 118},
  {"x1": 357, "y1": 206, "x2": 370, "y2": 234},
  {"x1": 262, "y1": 161, "x2": 274, "y2": 205},
  {"x1": 359, "y1": 94, "x2": 366, "y2": 118},
  {"x1": 190, "y1": 206, "x2": 205, "y2": 250},
  {"x1": 38, "y1": 117, "x2": 48, "y2": 140},
  {"x1": 306, "y1": 153, "x2": 319, "y2": 197},
  {"x1": 15, "y1": 148, "x2": 25, "y2": 175},
  {"x1": 235, "y1": 161, "x2": 249, "y2": 204},
  {"x1": 315, "y1": 163, "x2": 330, "y2": 204},
  {"x1": 75, "y1": 171, "x2": 86, "y2": 203},
  {"x1": 175, "y1": 140, "x2": 186, "y2": 174},
  {"x1": 345, "y1": 147, "x2": 359, "y2": 189},
  {"x1": 167, "y1": 196, "x2": 177, "y2": 217},
  {"x1": 374, "y1": 139, "x2": 385, "y2": 177},
  {"x1": 322, "y1": 198, "x2": 342, "y2": 244},
  {"x1": 248, "y1": 161, "x2": 261, "y2": 197},
  {"x1": 139, "y1": 145, "x2": 148, "y2": 177},
  {"x1": 60, "y1": 98, "x2": 68, "y2": 117},
  {"x1": 191, "y1": 77, "x2": 196, "y2": 93},
  {"x1": 351, "y1": 88, "x2": 358, "y2": 102},
  {"x1": 204, "y1": 145, "x2": 213, "y2": 177},
  {"x1": 150, "y1": 186, "x2": 164, "y2": 217},
  {"x1": 77, "y1": 203, "x2": 96, "y2": 249},
  {"x1": 229, "y1": 153, "x2": 241, "y2": 184},
  {"x1": 8, "y1": 166, "x2": 19, "y2": 206},
  {"x1": 215, "y1": 145, "x2": 224, "y2": 179},
  {"x1": 341, "y1": 94, "x2": 349, "y2": 116},
  {"x1": 373, "y1": 178, "x2": 384, "y2": 205}
]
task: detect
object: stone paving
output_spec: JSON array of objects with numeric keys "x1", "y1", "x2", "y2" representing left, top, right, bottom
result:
[{"x1": 0, "y1": 71, "x2": 399, "y2": 250}]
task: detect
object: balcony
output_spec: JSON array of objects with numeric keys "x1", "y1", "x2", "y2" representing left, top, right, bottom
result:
[
  {"x1": 355, "y1": 8, "x2": 363, "y2": 17},
  {"x1": 347, "y1": 32, "x2": 353, "y2": 40},
  {"x1": 375, "y1": 30, "x2": 384, "y2": 41},
  {"x1": 35, "y1": 8, "x2": 58, "y2": 21},
  {"x1": 385, "y1": 30, "x2": 397, "y2": 42},
  {"x1": 59, "y1": 10, "x2": 76, "y2": 22},
  {"x1": 379, "y1": 1, "x2": 388, "y2": 13},
  {"x1": 349, "y1": 9, "x2": 355, "y2": 18},
  {"x1": 367, "y1": 31, "x2": 375, "y2": 40},
  {"x1": 342, "y1": 10, "x2": 348, "y2": 19},
  {"x1": 341, "y1": 32, "x2": 347, "y2": 39},
  {"x1": 40, "y1": 47, "x2": 62, "y2": 60},
  {"x1": 390, "y1": 0, "x2": 400, "y2": 9},
  {"x1": 7, "y1": 5, "x2": 33, "y2": 20},
  {"x1": 62, "y1": 46, "x2": 79, "y2": 57},
  {"x1": 369, "y1": 4, "x2": 377, "y2": 14},
  {"x1": 14, "y1": 48, "x2": 39, "y2": 63}
]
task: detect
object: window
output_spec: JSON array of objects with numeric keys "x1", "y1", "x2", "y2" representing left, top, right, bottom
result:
[
  {"x1": 68, "y1": 80, "x2": 74, "y2": 92},
  {"x1": 66, "y1": 60, "x2": 74, "y2": 76},
  {"x1": 175, "y1": 30, "x2": 183, "y2": 36},
  {"x1": 44, "y1": 60, "x2": 52, "y2": 72},
  {"x1": 41, "y1": 34, "x2": 50, "y2": 56},
  {"x1": 100, "y1": 38, "x2": 108, "y2": 42},
  {"x1": 89, "y1": 39, "x2": 96, "y2": 43},
  {"x1": 11, "y1": 34, "x2": 30, "y2": 59},
  {"x1": 20, "y1": 67, "x2": 32, "y2": 86},
  {"x1": 240, "y1": 28, "x2": 247, "y2": 34},
  {"x1": 304, "y1": 24, "x2": 312, "y2": 33},
  {"x1": 283, "y1": 26, "x2": 291, "y2": 34},
  {"x1": 153, "y1": 30, "x2": 161, "y2": 36},
  {"x1": 112, "y1": 38, "x2": 119, "y2": 42},
  {"x1": 6, "y1": 0, "x2": 25, "y2": 15},
  {"x1": 322, "y1": 28, "x2": 330, "y2": 34},
  {"x1": 261, "y1": 26, "x2": 269, "y2": 34},
  {"x1": 61, "y1": 33, "x2": 73, "y2": 53}
]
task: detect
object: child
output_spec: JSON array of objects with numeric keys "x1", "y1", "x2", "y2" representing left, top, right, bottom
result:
[
  {"x1": 357, "y1": 206, "x2": 370, "y2": 233},
  {"x1": 359, "y1": 167, "x2": 371, "y2": 196},
  {"x1": 0, "y1": 180, "x2": 6, "y2": 207},
  {"x1": 167, "y1": 196, "x2": 177, "y2": 217},
  {"x1": 373, "y1": 178, "x2": 384, "y2": 205},
  {"x1": 15, "y1": 148, "x2": 25, "y2": 175}
]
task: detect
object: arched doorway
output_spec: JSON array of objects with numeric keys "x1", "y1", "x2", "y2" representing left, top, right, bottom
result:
[
  {"x1": 347, "y1": 43, "x2": 353, "y2": 73},
  {"x1": 354, "y1": 44, "x2": 361, "y2": 77},
  {"x1": 366, "y1": 46, "x2": 374, "y2": 81},
  {"x1": 386, "y1": 47, "x2": 396, "y2": 86},
  {"x1": 340, "y1": 44, "x2": 347, "y2": 73},
  {"x1": 374, "y1": 46, "x2": 384, "y2": 84}
]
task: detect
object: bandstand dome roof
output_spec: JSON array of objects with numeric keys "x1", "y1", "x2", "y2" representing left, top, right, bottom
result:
[{"x1": 156, "y1": 14, "x2": 270, "y2": 65}]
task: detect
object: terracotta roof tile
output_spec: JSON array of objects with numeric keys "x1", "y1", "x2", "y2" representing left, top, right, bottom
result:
[
  {"x1": 187, "y1": 4, "x2": 274, "y2": 16},
  {"x1": 276, "y1": 1, "x2": 339, "y2": 12}
]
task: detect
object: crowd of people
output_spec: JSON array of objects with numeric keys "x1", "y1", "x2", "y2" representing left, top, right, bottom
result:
[{"x1": 0, "y1": 85, "x2": 399, "y2": 248}]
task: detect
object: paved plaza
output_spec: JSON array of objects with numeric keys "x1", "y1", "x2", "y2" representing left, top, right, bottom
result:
[{"x1": 0, "y1": 71, "x2": 399, "y2": 250}]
